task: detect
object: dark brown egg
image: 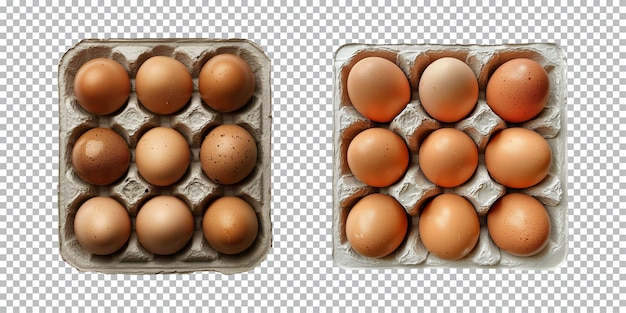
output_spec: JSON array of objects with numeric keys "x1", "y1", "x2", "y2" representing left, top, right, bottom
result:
[
  {"x1": 200, "y1": 124, "x2": 257, "y2": 185},
  {"x1": 71, "y1": 128, "x2": 130, "y2": 185}
]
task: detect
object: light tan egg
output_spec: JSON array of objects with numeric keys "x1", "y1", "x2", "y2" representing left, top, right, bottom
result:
[
  {"x1": 346, "y1": 57, "x2": 411, "y2": 123},
  {"x1": 418, "y1": 128, "x2": 478, "y2": 187},
  {"x1": 345, "y1": 193, "x2": 408, "y2": 258},
  {"x1": 485, "y1": 127, "x2": 552, "y2": 188},
  {"x1": 200, "y1": 124, "x2": 257, "y2": 185},
  {"x1": 136, "y1": 127, "x2": 190, "y2": 186},
  {"x1": 419, "y1": 194, "x2": 480, "y2": 260},
  {"x1": 73, "y1": 197, "x2": 131, "y2": 255},
  {"x1": 346, "y1": 127, "x2": 409, "y2": 187},
  {"x1": 135, "y1": 56, "x2": 193, "y2": 115},
  {"x1": 71, "y1": 128, "x2": 130, "y2": 186},
  {"x1": 202, "y1": 196, "x2": 259, "y2": 255},
  {"x1": 487, "y1": 193, "x2": 551, "y2": 256},
  {"x1": 135, "y1": 196, "x2": 195, "y2": 255},
  {"x1": 73, "y1": 58, "x2": 130, "y2": 115},
  {"x1": 199, "y1": 54, "x2": 256, "y2": 112},
  {"x1": 418, "y1": 57, "x2": 478, "y2": 122}
]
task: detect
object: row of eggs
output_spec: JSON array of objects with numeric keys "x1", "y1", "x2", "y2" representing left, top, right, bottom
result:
[
  {"x1": 75, "y1": 195, "x2": 258, "y2": 256},
  {"x1": 74, "y1": 54, "x2": 255, "y2": 115},
  {"x1": 72, "y1": 125, "x2": 257, "y2": 187},
  {"x1": 347, "y1": 56, "x2": 549, "y2": 124}
]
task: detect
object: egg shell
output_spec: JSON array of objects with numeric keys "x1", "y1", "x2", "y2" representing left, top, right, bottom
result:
[
  {"x1": 200, "y1": 124, "x2": 257, "y2": 185},
  {"x1": 418, "y1": 128, "x2": 478, "y2": 188},
  {"x1": 345, "y1": 193, "x2": 408, "y2": 258},
  {"x1": 486, "y1": 58, "x2": 550, "y2": 123},
  {"x1": 135, "y1": 55, "x2": 193, "y2": 115},
  {"x1": 333, "y1": 43, "x2": 567, "y2": 269},
  {"x1": 136, "y1": 195, "x2": 195, "y2": 255},
  {"x1": 202, "y1": 196, "x2": 259, "y2": 255},
  {"x1": 58, "y1": 39, "x2": 272, "y2": 274},
  {"x1": 71, "y1": 128, "x2": 130, "y2": 186},
  {"x1": 419, "y1": 194, "x2": 480, "y2": 260},
  {"x1": 346, "y1": 127, "x2": 409, "y2": 187},
  {"x1": 73, "y1": 58, "x2": 131, "y2": 115},
  {"x1": 418, "y1": 57, "x2": 478, "y2": 123},
  {"x1": 487, "y1": 193, "x2": 551, "y2": 257},
  {"x1": 485, "y1": 127, "x2": 552, "y2": 188},
  {"x1": 346, "y1": 56, "x2": 411, "y2": 123},
  {"x1": 73, "y1": 197, "x2": 131, "y2": 256},
  {"x1": 135, "y1": 127, "x2": 190, "y2": 187},
  {"x1": 199, "y1": 54, "x2": 256, "y2": 112}
]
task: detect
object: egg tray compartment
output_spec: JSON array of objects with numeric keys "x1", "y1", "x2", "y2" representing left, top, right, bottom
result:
[
  {"x1": 58, "y1": 39, "x2": 272, "y2": 274},
  {"x1": 332, "y1": 43, "x2": 567, "y2": 269}
]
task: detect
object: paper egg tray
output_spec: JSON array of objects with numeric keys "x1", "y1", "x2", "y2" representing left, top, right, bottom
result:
[
  {"x1": 332, "y1": 43, "x2": 567, "y2": 269},
  {"x1": 58, "y1": 39, "x2": 272, "y2": 274}
]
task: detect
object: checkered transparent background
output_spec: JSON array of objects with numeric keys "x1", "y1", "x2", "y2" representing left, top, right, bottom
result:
[{"x1": 0, "y1": 1, "x2": 624, "y2": 311}]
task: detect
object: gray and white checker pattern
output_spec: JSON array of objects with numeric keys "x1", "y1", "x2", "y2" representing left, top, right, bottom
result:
[{"x1": 0, "y1": 1, "x2": 623, "y2": 311}]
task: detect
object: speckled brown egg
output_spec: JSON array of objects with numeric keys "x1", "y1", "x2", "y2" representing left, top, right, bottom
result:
[
  {"x1": 73, "y1": 58, "x2": 130, "y2": 115},
  {"x1": 199, "y1": 54, "x2": 256, "y2": 112},
  {"x1": 202, "y1": 196, "x2": 259, "y2": 255},
  {"x1": 486, "y1": 58, "x2": 550, "y2": 123},
  {"x1": 135, "y1": 195, "x2": 195, "y2": 255},
  {"x1": 487, "y1": 193, "x2": 551, "y2": 256},
  {"x1": 73, "y1": 197, "x2": 131, "y2": 255},
  {"x1": 71, "y1": 128, "x2": 130, "y2": 185},
  {"x1": 200, "y1": 124, "x2": 257, "y2": 185},
  {"x1": 419, "y1": 194, "x2": 480, "y2": 260},
  {"x1": 135, "y1": 127, "x2": 190, "y2": 187},
  {"x1": 135, "y1": 56, "x2": 193, "y2": 115},
  {"x1": 345, "y1": 193, "x2": 408, "y2": 258}
]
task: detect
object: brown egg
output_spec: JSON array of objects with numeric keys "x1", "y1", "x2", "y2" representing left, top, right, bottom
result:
[
  {"x1": 346, "y1": 57, "x2": 411, "y2": 122},
  {"x1": 345, "y1": 193, "x2": 408, "y2": 258},
  {"x1": 487, "y1": 193, "x2": 551, "y2": 256},
  {"x1": 73, "y1": 58, "x2": 130, "y2": 115},
  {"x1": 136, "y1": 127, "x2": 190, "y2": 186},
  {"x1": 418, "y1": 57, "x2": 478, "y2": 122},
  {"x1": 346, "y1": 127, "x2": 409, "y2": 187},
  {"x1": 199, "y1": 54, "x2": 256, "y2": 112},
  {"x1": 71, "y1": 128, "x2": 130, "y2": 185},
  {"x1": 135, "y1": 196, "x2": 195, "y2": 255},
  {"x1": 486, "y1": 58, "x2": 550, "y2": 123},
  {"x1": 418, "y1": 128, "x2": 478, "y2": 187},
  {"x1": 485, "y1": 127, "x2": 552, "y2": 188},
  {"x1": 135, "y1": 56, "x2": 193, "y2": 115},
  {"x1": 419, "y1": 194, "x2": 480, "y2": 260},
  {"x1": 202, "y1": 196, "x2": 259, "y2": 255},
  {"x1": 200, "y1": 124, "x2": 257, "y2": 185},
  {"x1": 73, "y1": 197, "x2": 131, "y2": 255}
]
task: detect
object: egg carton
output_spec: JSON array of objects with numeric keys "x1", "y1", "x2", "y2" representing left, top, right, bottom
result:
[
  {"x1": 332, "y1": 43, "x2": 567, "y2": 269},
  {"x1": 58, "y1": 39, "x2": 272, "y2": 274}
]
